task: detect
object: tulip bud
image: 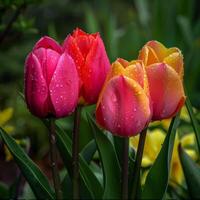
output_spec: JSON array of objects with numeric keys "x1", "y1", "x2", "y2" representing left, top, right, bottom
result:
[
  {"x1": 96, "y1": 59, "x2": 152, "y2": 137},
  {"x1": 63, "y1": 28, "x2": 110, "y2": 105},
  {"x1": 138, "y1": 40, "x2": 186, "y2": 120},
  {"x1": 24, "y1": 36, "x2": 79, "y2": 118}
]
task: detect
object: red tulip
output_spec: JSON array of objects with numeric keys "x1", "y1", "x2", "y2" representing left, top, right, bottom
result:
[
  {"x1": 24, "y1": 36, "x2": 79, "y2": 118},
  {"x1": 96, "y1": 59, "x2": 152, "y2": 137},
  {"x1": 138, "y1": 40, "x2": 185, "y2": 120},
  {"x1": 63, "y1": 28, "x2": 110, "y2": 105}
]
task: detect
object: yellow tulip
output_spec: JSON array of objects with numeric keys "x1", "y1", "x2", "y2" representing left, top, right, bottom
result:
[{"x1": 130, "y1": 129, "x2": 197, "y2": 185}]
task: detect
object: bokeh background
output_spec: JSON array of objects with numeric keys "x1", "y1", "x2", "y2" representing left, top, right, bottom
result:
[{"x1": 0, "y1": 0, "x2": 200, "y2": 197}]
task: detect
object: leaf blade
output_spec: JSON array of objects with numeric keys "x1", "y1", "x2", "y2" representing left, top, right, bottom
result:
[
  {"x1": 142, "y1": 115, "x2": 180, "y2": 199},
  {"x1": 87, "y1": 115, "x2": 121, "y2": 199},
  {"x1": 185, "y1": 97, "x2": 200, "y2": 153},
  {"x1": 0, "y1": 128, "x2": 54, "y2": 200},
  {"x1": 178, "y1": 145, "x2": 200, "y2": 199}
]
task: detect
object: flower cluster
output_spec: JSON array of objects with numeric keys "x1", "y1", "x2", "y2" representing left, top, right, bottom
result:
[
  {"x1": 24, "y1": 28, "x2": 110, "y2": 118},
  {"x1": 24, "y1": 28, "x2": 185, "y2": 137},
  {"x1": 96, "y1": 41, "x2": 185, "y2": 136}
]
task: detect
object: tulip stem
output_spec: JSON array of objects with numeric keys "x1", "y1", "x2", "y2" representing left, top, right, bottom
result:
[
  {"x1": 131, "y1": 128, "x2": 147, "y2": 199},
  {"x1": 72, "y1": 106, "x2": 82, "y2": 199},
  {"x1": 49, "y1": 118, "x2": 62, "y2": 200},
  {"x1": 122, "y1": 137, "x2": 129, "y2": 200}
]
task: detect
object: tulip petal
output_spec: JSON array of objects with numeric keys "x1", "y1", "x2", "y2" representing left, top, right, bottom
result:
[
  {"x1": 138, "y1": 46, "x2": 159, "y2": 66},
  {"x1": 33, "y1": 48, "x2": 60, "y2": 85},
  {"x1": 49, "y1": 53, "x2": 79, "y2": 118},
  {"x1": 146, "y1": 63, "x2": 185, "y2": 120},
  {"x1": 164, "y1": 48, "x2": 184, "y2": 78},
  {"x1": 82, "y1": 36, "x2": 110, "y2": 104},
  {"x1": 33, "y1": 36, "x2": 62, "y2": 53},
  {"x1": 145, "y1": 40, "x2": 168, "y2": 61},
  {"x1": 96, "y1": 76, "x2": 151, "y2": 137},
  {"x1": 63, "y1": 35, "x2": 85, "y2": 77},
  {"x1": 25, "y1": 53, "x2": 49, "y2": 117}
]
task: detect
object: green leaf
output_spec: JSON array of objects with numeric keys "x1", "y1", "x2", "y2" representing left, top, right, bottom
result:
[
  {"x1": 179, "y1": 145, "x2": 200, "y2": 199},
  {"x1": 0, "y1": 128, "x2": 55, "y2": 200},
  {"x1": 80, "y1": 139, "x2": 97, "y2": 164},
  {"x1": 0, "y1": 182, "x2": 9, "y2": 199},
  {"x1": 185, "y1": 97, "x2": 200, "y2": 153},
  {"x1": 87, "y1": 115, "x2": 121, "y2": 199},
  {"x1": 55, "y1": 123, "x2": 103, "y2": 199},
  {"x1": 142, "y1": 115, "x2": 180, "y2": 199}
]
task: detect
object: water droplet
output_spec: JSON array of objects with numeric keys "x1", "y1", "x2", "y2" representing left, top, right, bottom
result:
[
  {"x1": 134, "y1": 108, "x2": 137, "y2": 112},
  {"x1": 117, "y1": 124, "x2": 121, "y2": 128}
]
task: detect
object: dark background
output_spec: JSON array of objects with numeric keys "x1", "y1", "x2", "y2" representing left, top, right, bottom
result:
[{"x1": 0, "y1": 0, "x2": 200, "y2": 189}]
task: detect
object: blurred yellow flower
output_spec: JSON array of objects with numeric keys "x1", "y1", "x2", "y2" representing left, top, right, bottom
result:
[
  {"x1": 0, "y1": 107, "x2": 14, "y2": 133},
  {"x1": 130, "y1": 129, "x2": 197, "y2": 185},
  {"x1": 0, "y1": 107, "x2": 16, "y2": 161}
]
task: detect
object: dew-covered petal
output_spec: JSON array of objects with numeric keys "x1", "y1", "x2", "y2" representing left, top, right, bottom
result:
[
  {"x1": 138, "y1": 46, "x2": 160, "y2": 66},
  {"x1": 82, "y1": 35, "x2": 110, "y2": 104},
  {"x1": 164, "y1": 47, "x2": 184, "y2": 79},
  {"x1": 24, "y1": 53, "x2": 49, "y2": 117},
  {"x1": 146, "y1": 63, "x2": 185, "y2": 120},
  {"x1": 63, "y1": 35, "x2": 85, "y2": 78},
  {"x1": 145, "y1": 40, "x2": 168, "y2": 61},
  {"x1": 49, "y1": 53, "x2": 79, "y2": 118},
  {"x1": 33, "y1": 36, "x2": 62, "y2": 53},
  {"x1": 96, "y1": 75, "x2": 151, "y2": 137},
  {"x1": 33, "y1": 48, "x2": 60, "y2": 85}
]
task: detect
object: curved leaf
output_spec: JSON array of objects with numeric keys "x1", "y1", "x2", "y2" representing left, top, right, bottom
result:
[
  {"x1": 80, "y1": 140, "x2": 97, "y2": 164},
  {"x1": 55, "y1": 123, "x2": 103, "y2": 199},
  {"x1": 178, "y1": 145, "x2": 200, "y2": 199},
  {"x1": 185, "y1": 97, "x2": 200, "y2": 153},
  {"x1": 142, "y1": 115, "x2": 180, "y2": 199},
  {"x1": 0, "y1": 128, "x2": 54, "y2": 200},
  {"x1": 87, "y1": 115, "x2": 121, "y2": 199}
]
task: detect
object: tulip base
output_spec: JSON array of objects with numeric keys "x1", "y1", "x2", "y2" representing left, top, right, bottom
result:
[{"x1": 49, "y1": 118, "x2": 62, "y2": 199}]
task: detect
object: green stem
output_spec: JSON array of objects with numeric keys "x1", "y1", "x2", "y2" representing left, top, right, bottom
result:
[
  {"x1": 122, "y1": 137, "x2": 129, "y2": 200},
  {"x1": 72, "y1": 106, "x2": 82, "y2": 199},
  {"x1": 49, "y1": 118, "x2": 62, "y2": 200},
  {"x1": 131, "y1": 128, "x2": 147, "y2": 199}
]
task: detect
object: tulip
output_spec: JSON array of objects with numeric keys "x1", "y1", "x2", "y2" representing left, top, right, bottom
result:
[
  {"x1": 96, "y1": 58, "x2": 152, "y2": 137},
  {"x1": 138, "y1": 40, "x2": 185, "y2": 120},
  {"x1": 24, "y1": 36, "x2": 79, "y2": 118},
  {"x1": 130, "y1": 129, "x2": 197, "y2": 185},
  {"x1": 63, "y1": 28, "x2": 110, "y2": 105}
]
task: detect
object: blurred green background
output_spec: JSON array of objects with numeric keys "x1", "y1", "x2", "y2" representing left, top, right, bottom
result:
[{"x1": 0, "y1": 0, "x2": 200, "y2": 182}]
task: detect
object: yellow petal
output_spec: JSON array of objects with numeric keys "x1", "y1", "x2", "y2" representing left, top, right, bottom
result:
[
  {"x1": 142, "y1": 156, "x2": 154, "y2": 167},
  {"x1": 3, "y1": 125, "x2": 14, "y2": 133},
  {"x1": 185, "y1": 149, "x2": 198, "y2": 160},
  {"x1": 164, "y1": 48, "x2": 184, "y2": 79},
  {"x1": 170, "y1": 160, "x2": 183, "y2": 185},
  {"x1": 181, "y1": 134, "x2": 195, "y2": 147},
  {"x1": 0, "y1": 108, "x2": 13, "y2": 126}
]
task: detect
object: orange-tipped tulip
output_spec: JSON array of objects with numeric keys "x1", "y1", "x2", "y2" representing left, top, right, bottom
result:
[
  {"x1": 138, "y1": 40, "x2": 185, "y2": 120},
  {"x1": 96, "y1": 59, "x2": 152, "y2": 137}
]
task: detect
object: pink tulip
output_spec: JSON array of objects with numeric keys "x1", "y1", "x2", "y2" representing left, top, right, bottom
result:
[
  {"x1": 138, "y1": 40, "x2": 185, "y2": 120},
  {"x1": 24, "y1": 36, "x2": 79, "y2": 118},
  {"x1": 63, "y1": 28, "x2": 110, "y2": 105},
  {"x1": 96, "y1": 59, "x2": 152, "y2": 137}
]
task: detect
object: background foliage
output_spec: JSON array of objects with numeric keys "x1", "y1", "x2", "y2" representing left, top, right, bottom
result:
[{"x1": 0, "y1": 0, "x2": 200, "y2": 199}]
